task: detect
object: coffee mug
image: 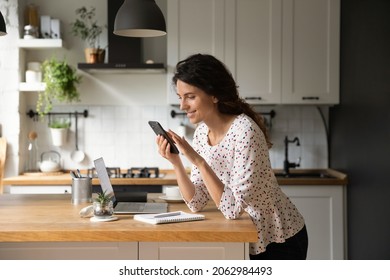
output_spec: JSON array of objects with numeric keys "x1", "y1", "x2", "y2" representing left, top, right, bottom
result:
[{"x1": 165, "y1": 186, "x2": 181, "y2": 198}]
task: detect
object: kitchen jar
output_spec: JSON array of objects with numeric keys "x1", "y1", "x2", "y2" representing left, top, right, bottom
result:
[
  {"x1": 24, "y1": 131, "x2": 39, "y2": 173},
  {"x1": 24, "y1": 4, "x2": 39, "y2": 30},
  {"x1": 71, "y1": 177, "x2": 92, "y2": 205},
  {"x1": 25, "y1": 61, "x2": 42, "y2": 83},
  {"x1": 25, "y1": 70, "x2": 42, "y2": 83}
]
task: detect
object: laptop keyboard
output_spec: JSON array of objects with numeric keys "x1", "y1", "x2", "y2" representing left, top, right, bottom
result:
[
  {"x1": 114, "y1": 202, "x2": 168, "y2": 213},
  {"x1": 115, "y1": 202, "x2": 145, "y2": 212},
  {"x1": 144, "y1": 203, "x2": 168, "y2": 211}
]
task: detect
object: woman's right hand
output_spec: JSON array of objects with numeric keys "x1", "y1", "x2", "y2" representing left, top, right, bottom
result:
[{"x1": 156, "y1": 135, "x2": 182, "y2": 166}]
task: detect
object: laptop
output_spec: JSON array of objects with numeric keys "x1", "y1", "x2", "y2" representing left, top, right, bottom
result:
[{"x1": 93, "y1": 157, "x2": 168, "y2": 214}]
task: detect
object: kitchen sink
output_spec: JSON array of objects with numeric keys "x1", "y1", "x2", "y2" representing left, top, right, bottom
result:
[{"x1": 274, "y1": 172, "x2": 336, "y2": 179}]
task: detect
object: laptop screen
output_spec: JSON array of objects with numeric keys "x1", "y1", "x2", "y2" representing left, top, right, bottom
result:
[{"x1": 93, "y1": 157, "x2": 117, "y2": 205}]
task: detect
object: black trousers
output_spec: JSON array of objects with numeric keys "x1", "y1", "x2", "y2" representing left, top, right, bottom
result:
[{"x1": 250, "y1": 225, "x2": 308, "y2": 260}]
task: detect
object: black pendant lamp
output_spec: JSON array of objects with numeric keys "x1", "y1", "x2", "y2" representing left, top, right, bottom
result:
[
  {"x1": 0, "y1": 11, "x2": 7, "y2": 36},
  {"x1": 114, "y1": 0, "x2": 166, "y2": 37}
]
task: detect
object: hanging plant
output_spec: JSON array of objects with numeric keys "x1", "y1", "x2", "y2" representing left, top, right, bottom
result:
[
  {"x1": 37, "y1": 58, "x2": 82, "y2": 117},
  {"x1": 48, "y1": 118, "x2": 70, "y2": 147}
]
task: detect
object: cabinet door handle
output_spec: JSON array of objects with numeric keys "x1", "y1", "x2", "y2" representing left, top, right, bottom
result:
[
  {"x1": 302, "y1": 96, "x2": 320, "y2": 100},
  {"x1": 245, "y1": 97, "x2": 262, "y2": 100}
]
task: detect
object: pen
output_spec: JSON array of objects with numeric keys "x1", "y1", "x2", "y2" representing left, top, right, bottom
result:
[
  {"x1": 70, "y1": 171, "x2": 77, "y2": 178},
  {"x1": 154, "y1": 211, "x2": 182, "y2": 218}
]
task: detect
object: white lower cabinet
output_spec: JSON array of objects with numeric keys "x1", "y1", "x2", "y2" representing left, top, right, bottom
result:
[
  {"x1": 0, "y1": 242, "x2": 138, "y2": 260},
  {"x1": 281, "y1": 185, "x2": 346, "y2": 260},
  {"x1": 139, "y1": 242, "x2": 248, "y2": 260},
  {"x1": 0, "y1": 242, "x2": 248, "y2": 260}
]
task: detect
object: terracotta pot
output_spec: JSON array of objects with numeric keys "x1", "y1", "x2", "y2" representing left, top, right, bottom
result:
[{"x1": 84, "y1": 48, "x2": 105, "y2": 64}]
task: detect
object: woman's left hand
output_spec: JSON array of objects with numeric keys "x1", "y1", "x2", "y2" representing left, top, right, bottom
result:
[{"x1": 168, "y1": 130, "x2": 204, "y2": 166}]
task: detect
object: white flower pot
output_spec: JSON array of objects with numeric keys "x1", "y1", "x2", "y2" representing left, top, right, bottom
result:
[{"x1": 50, "y1": 128, "x2": 68, "y2": 147}]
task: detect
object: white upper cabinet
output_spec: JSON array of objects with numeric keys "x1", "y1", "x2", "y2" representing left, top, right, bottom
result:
[
  {"x1": 167, "y1": 0, "x2": 340, "y2": 105},
  {"x1": 229, "y1": 0, "x2": 282, "y2": 104},
  {"x1": 281, "y1": 0, "x2": 340, "y2": 104},
  {"x1": 167, "y1": 0, "x2": 232, "y2": 104}
]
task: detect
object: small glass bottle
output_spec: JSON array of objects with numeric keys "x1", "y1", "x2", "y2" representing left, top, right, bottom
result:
[
  {"x1": 25, "y1": 131, "x2": 39, "y2": 173},
  {"x1": 24, "y1": 4, "x2": 39, "y2": 29}
]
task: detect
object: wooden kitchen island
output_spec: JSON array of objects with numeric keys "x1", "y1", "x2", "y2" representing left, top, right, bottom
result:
[
  {"x1": 1, "y1": 168, "x2": 348, "y2": 259},
  {"x1": 0, "y1": 194, "x2": 257, "y2": 260}
]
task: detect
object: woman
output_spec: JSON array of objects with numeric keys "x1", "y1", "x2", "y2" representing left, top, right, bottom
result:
[{"x1": 156, "y1": 54, "x2": 308, "y2": 260}]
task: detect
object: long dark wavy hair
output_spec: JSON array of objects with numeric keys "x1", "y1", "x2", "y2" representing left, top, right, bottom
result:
[{"x1": 172, "y1": 53, "x2": 272, "y2": 148}]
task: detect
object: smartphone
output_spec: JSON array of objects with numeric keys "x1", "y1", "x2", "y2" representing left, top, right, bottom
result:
[{"x1": 148, "y1": 121, "x2": 180, "y2": 154}]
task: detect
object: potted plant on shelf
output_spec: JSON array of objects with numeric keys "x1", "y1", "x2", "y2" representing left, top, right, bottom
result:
[
  {"x1": 70, "y1": 6, "x2": 106, "y2": 63},
  {"x1": 37, "y1": 57, "x2": 82, "y2": 117},
  {"x1": 93, "y1": 191, "x2": 114, "y2": 219},
  {"x1": 48, "y1": 118, "x2": 71, "y2": 147}
]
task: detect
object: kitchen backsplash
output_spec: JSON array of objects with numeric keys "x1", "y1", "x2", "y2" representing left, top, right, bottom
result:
[{"x1": 25, "y1": 104, "x2": 329, "y2": 171}]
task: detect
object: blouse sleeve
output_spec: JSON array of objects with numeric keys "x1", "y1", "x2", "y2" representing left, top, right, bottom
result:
[
  {"x1": 217, "y1": 124, "x2": 268, "y2": 220},
  {"x1": 184, "y1": 126, "x2": 211, "y2": 212}
]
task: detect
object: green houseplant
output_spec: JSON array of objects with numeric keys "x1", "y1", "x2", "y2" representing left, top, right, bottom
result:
[
  {"x1": 37, "y1": 58, "x2": 81, "y2": 117},
  {"x1": 49, "y1": 118, "x2": 71, "y2": 129},
  {"x1": 93, "y1": 191, "x2": 114, "y2": 218},
  {"x1": 70, "y1": 6, "x2": 106, "y2": 63}
]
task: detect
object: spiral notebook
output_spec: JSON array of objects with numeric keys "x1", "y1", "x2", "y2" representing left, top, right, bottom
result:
[{"x1": 134, "y1": 211, "x2": 205, "y2": 224}]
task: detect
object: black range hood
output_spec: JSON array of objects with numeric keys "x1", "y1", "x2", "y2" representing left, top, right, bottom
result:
[
  {"x1": 78, "y1": 0, "x2": 165, "y2": 73},
  {"x1": 77, "y1": 61, "x2": 165, "y2": 74}
]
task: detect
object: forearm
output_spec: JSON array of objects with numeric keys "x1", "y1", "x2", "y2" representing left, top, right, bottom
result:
[
  {"x1": 195, "y1": 159, "x2": 224, "y2": 207},
  {"x1": 172, "y1": 161, "x2": 195, "y2": 202}
]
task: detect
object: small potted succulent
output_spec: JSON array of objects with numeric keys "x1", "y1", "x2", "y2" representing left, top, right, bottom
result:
[{"x1": 93, "y1": 191, "x2": 114, "y2": 218}]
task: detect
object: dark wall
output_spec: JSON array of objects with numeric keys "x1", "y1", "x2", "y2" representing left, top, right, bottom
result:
[{"x1": 330, "y1": 0, "x2": 390, "y2": 259}]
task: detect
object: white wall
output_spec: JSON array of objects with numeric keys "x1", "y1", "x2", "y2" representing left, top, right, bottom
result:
[
  {"x1": 0, "y1": 0, "x2": 328, "y2": 180},
  {"x1": 0, "y1": 0, "x2": 21, "y2": 178}
]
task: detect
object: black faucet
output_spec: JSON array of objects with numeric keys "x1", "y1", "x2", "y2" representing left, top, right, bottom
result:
[{"x1": 283, "y1": 136, "x2": 301, "y2": 175}]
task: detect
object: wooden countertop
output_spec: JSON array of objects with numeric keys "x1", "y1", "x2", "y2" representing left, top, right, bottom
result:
[
  {"x1": 2, "y1": 171, "x2": 178, "y2": 186},
  {"x1": 274, "y1": 168, "x2": 348, "y2": 186},
  {"x1": 0, "y1": 194, "x2": 258, "y2": 243},
  {"x1": 2, "y1": 168, "x2": 347, "y2": 186}
]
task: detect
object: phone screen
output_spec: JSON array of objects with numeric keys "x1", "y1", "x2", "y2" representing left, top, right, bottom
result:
[{"x1": 148, "y1": 121, "x2": 180, "y2": 154}]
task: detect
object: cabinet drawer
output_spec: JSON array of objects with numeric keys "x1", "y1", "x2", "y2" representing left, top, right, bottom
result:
[{"x1": 10, "y1": 186, "x2": 71, "y2": 194}]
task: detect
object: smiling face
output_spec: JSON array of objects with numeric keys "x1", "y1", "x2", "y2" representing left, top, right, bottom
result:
[{"x1": 176, "y1": 80, "x2": 219, "y2": 125}]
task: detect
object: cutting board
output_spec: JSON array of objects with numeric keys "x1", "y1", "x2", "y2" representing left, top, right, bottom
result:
[{"x1": 0, "y1": 137, "x2": 7, "y2": 193}]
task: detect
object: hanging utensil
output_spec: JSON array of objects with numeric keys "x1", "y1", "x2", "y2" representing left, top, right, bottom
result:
[{"x1": 70, "y1": 113, "x2": 85, "y2": 163}]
